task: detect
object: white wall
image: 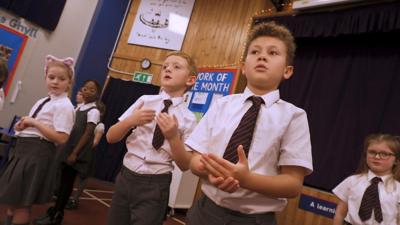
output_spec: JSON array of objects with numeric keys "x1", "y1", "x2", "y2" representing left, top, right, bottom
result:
[{"x1": 0, "y1": 0, "x2": 98, "y2": 127}]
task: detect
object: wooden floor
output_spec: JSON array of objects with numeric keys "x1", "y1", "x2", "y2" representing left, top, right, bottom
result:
[{"x1": 0, "y1": 178, "x2": 187, "y2": 225}]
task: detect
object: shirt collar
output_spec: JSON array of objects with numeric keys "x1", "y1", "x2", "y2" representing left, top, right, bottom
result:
[
  {"x1": 242, "y1": 88, "x2": 280, "y2": 108},
  {"x1": 367, "y1": 170, "x2": 391, "y2": 185},
  {"x1": 48, "y1": 92, "x2": 68, "y2": 100},
  {"x1": 160, "y1": 91, "x2": 183, "y2": 107}
]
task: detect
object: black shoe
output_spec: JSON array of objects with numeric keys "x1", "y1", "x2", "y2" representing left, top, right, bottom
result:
[
  {"x1": 65, "y1": 198, "x2": 79, "y2": 210},
  {"x1": 33, "y1": 207, "x2": 63, "y2": 225}
]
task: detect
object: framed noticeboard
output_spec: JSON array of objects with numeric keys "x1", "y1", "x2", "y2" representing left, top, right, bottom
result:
[
  {"x1": 184, "y1": 68, "x2": 239, "y2": 120},
  {"x1": 128, "y1": 0, "x2": 195, "y2": 50},
  {"x1": 0, "y1": 24, "x2": 28, "y2": 96}
]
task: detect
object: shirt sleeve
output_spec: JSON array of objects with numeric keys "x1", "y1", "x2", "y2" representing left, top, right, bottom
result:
[
  {"x1": 87, "y1": 108, "x2": 100, "y2": 124},
  {"x1": 278, "y1": 109, "x2": 313, "y2": 174},
  {"x1": 332, "y1": 176, "x2": 353, "y2": 202},
  {"x1": 185, "y1": 100, "x2": 219, "y2": 154},
  {"x1": 95, "y1": 123, "x2": 105, "y2": 135},
  {"x1": 53, "y1": 102, "x2": 75, "y2": 134},
  {"x1": 119, "y1": 97, "x2": 144, "y2": 122}
]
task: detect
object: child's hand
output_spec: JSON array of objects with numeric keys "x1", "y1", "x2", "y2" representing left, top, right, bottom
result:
[
  {"x1": 14, "y1": 117, "x2": 27, "y2": 131},
  {"x1": 156, "y1": 113, "x2": 179, "y2": 140},
  {"x1": 207, "y1": 174, "x2": 240, "y2": 193},
  {"x1": 201, "y1": 145, "x2": 250, "y2": 186},
  {"x1": 66, "y1": 153, "x2": 78, "y2": 165},
  {"x1": 126, "y1": 102, "x2": 155, "y2": 126},
  {"x1": 22, "y1": 117, "x2": 38, "y2": 128}
]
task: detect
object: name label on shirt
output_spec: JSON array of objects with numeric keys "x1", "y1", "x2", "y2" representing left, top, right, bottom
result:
[{"x1": 298, "y1": 194, "x2": 337, "y2": 218}]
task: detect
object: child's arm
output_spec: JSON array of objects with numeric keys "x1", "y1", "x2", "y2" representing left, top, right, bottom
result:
[
  {"x1": 156, "y1": 113, "x2": 192, "y2": 171},
  {"x1": 333, "y1": 199, "x2": 348, "y2": 225},
  {"x1": 201, "y1": 145, "x2": 306, "y2": 198},
  {"x1": 19, "y1": 116, "x2": 69, "y2": 144},
  {"x1": 66, "y1": 122, "x2": 96, "y2": 165},
  {"x1": 92, "y1": 124, "x2": 104, "y2": 148},
  {"x1": 106, "y1": 102, "x2": 155, "y2": 143}
]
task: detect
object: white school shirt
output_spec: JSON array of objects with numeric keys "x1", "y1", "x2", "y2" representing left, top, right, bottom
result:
[
  {"x1": 185, "y1": 88, "x2": 313, "y2": 214},
  {"x1": 119, "y1": 91, "x2": 197, "y2": 174},
  {"x1": 333, "y1": 170, "x2": 400, "y2": 225},
  {"x1": 17, "y1": 92, "x2": 75, "y2": 139},
  {"x1": 76, "y1": 102, "x2": 100, "y2": 125},
  {"x1": 94, "y1": 122, "x2": 105, "y2": 135}
]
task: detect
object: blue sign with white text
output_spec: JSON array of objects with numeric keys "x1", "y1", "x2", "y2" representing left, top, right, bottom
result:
[
  {"x1": 298, "y1": 194, "x2": 337, "y2": 218},
  {"x1": 188, "y1": 69, "x2": 237, "y2": 116}
]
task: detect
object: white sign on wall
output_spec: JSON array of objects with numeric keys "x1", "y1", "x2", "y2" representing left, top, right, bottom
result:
[{"x1": 128, "y1": 0, "x2": 195, "y2": 50}]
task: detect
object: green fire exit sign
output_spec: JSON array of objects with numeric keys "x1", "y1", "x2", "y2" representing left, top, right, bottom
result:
[{"x1": 133, "y1": 71, "x2": 153, "y2": 84}]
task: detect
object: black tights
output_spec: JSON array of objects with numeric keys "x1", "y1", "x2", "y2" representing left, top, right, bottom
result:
[{"x1": 54, "y1": 164, "x2": 77, "y2": 211}]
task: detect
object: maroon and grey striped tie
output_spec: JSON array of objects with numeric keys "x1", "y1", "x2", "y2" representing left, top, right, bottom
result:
[
  {"x1": 358, "y1": 176, "x2": 383, "y2": 222},
  {"x1": 223, "y1": 96, "x2": 264, "y2": 163},
  {"x1": 152, "y1": 99, "x2": 173, "y2": 150}
]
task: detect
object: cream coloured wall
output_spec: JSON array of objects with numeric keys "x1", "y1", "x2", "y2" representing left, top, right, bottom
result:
[{"x1": 0, "y1": 0, "x2": 98, "y2": 127}]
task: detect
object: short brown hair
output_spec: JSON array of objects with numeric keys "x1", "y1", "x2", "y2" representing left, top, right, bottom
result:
[
  {"x1": 356, "y1": 134, "x2": 400, "y2": 181},
  {"x1": 244, "y1": 21, "x2": 296, "y2": 65}
]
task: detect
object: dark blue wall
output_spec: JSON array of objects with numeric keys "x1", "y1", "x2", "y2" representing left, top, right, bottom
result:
[{"x1": 72, "y1": 0, "x2": 131, "y2": 103}]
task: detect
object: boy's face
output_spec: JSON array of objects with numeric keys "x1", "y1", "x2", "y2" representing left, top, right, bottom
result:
[
  {"x1": 242, "y1": 36, "x2": 293, "y2": 95},
  {"x1": 160, "y1": 55, "x2": 196, "y2": 97}
]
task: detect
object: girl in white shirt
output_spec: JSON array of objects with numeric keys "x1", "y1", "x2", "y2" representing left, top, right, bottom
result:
[
  {"x1": 333, "y1": 134, "x2": 400, "y2": 225},
  {"x1": 0, "y1": 55, "x2": 75, "y2": 225}
]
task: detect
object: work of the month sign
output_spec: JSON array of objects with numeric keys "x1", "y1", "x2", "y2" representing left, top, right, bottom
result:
[{"x1": 186, "y1": 68, "x2": 238, "y2": 119}]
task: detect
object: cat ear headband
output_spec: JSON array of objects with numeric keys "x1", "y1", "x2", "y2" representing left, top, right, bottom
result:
[{"x1": 44, "y1": 55, "x2": 75, "y2": 78}]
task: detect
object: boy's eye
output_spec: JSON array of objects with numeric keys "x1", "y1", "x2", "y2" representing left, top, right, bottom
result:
[
  {"x1": 270, "y1": 51, "x2": 279, "y2": 55},
  {"x1": 250, "y1": 50, "x2": 259, "y2": 54}
]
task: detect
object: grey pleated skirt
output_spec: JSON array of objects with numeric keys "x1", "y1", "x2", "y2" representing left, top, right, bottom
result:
[{"x1": 0, "y1": 137, "x2": 56, "y2": 206}]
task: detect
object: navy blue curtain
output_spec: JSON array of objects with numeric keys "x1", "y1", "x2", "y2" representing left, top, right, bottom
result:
[
  {"x1": 258, "y1": 2, "x2": 400, "y2": 191},
  {"x1": 95, "y1": 77, "x2": 160, "y2": 182}
]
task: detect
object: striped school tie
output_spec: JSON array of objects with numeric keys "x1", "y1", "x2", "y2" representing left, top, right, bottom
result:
[
  {"x1": 223, "y1": 96, "x2": 264, "y2": 163},
  {"x1": 31, "y1": 97, "x2": 51, "y2": 118},
  {"x1": 152, "y1": 99, "x2": 173, "y2": 150},
  {"x1": 358, "y1": 176, "x2": 383, "y2": 222}
]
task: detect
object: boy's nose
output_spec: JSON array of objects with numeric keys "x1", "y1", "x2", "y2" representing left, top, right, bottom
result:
[{"x1": 257, "y1": 54, "x2": 267, "y2": 61}]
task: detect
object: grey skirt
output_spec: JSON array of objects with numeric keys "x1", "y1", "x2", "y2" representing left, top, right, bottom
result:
[{"x1": 0, "y1": 137, "x2": 56, "y2": 206}]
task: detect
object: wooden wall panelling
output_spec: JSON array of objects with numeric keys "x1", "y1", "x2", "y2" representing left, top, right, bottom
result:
[
  {"x1": 109, "y1": 0, "x2": 273, "y2": 88},
  {"x1": 276, "y1": 186, "x2": 339, "y2": 225}
]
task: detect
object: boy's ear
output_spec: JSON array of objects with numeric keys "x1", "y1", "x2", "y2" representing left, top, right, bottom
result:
[
  {"x1": 283, "y1": 65, "x2": 294, "y2": 80},
  {"x1": 186, "y1": 75, "x2": 196, "y2": 87},
  {"x1": 240, "y1": 61, "x2": 247, "y2": 77}
]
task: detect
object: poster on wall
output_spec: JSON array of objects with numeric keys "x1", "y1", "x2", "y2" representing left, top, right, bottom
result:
[
  {"x1": 0, "y1": 24, "x2": 28, "y2": 96},
  {"x1": 128, "y1": 0, "x2": 195, "y2": 50},
  {"x1": 184, "y1": 68, "x2": 238, "y2": 121}
]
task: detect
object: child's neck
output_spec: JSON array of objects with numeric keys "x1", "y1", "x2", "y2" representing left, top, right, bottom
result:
[
  {"x1": 163, "y1": 89, "x2": 184, "y2": 98},
  {"x1": 247, "y1": 86, "x2": 276, "y2": 96}
]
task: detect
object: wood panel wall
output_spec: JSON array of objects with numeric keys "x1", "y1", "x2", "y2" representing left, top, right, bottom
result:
[
  {"x1": 276, "y1": 186, "x2": 339, "y2": 225},
  {"x1": 108, "y1": 0, "x2": 273, "y2": 89}
]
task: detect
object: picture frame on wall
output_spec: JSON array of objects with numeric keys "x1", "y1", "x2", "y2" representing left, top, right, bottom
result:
[
  {"x1": 0, "y1": 24, "x2": 28, "y2": 96},
  {"x1": 128, "y1": 0, "x2": 195, "y2": 50}
]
